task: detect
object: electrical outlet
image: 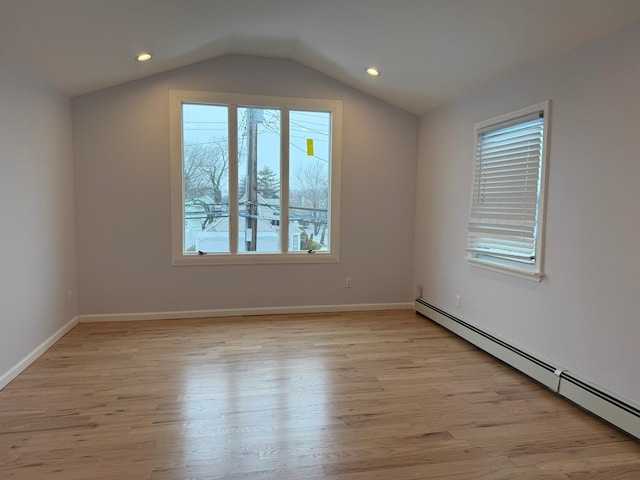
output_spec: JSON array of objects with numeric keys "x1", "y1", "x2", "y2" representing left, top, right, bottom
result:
[
  {"x1": 416, "y1": 284, "x2": 423, "y2": 298},
  {"x1": 67, "y1": 290, "x2": 72, "y2": 303},
  {"x1": 455, "y1": 294, "x2": 462, "y2": 307},
  {"x1": 345, "y1": 277, "x2": 352, "y2": 288}
]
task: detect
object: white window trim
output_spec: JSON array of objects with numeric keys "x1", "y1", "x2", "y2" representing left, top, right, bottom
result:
[
  {"x1": 466, "y1": 100, "x2": 550, "y2": 281},
  {"x1": 170, "y1": 90, "x2": 342, "y2": 266}
]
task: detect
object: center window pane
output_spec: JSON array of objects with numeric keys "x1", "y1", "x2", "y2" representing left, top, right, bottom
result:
[{"x1": 237, "y1": 107, "x2": 281, "y2": 253}]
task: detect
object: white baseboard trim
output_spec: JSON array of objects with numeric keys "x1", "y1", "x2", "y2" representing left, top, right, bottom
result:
[
  {"x1": 415, "y1": 298, "x2": 640, "y2": 440},
  {"x1": 79, "y1": 302, "x2": 415, "y2": 323},
  {"x1": 0, "y1": 316, "x2": 79, "y2": 391}
]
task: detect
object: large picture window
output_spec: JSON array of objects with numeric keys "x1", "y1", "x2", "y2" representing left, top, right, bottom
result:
[
  {"x1": 170, "y1": 91, "x2": 342, "y2": 265},
  {"x1": 466, "y1": 101, "x2": 550, "y2": 280}
]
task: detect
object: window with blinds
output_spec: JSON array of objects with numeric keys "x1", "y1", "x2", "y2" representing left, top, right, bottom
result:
[{"x1": 466, "y1": 101, "x2": 549, "y2": 280}]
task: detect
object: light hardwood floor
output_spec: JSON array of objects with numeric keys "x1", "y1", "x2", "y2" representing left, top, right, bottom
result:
[{"x1": 0, "y1": 310, "x2": 638, "y2": 479}]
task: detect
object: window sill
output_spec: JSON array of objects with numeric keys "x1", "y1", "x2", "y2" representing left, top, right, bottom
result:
[
  {"x1": 467, "y1": 255, "x2": 543, "y2": 282},
  {"x1": 172, "y1": 252, "x2": 340, "y2": 266}
]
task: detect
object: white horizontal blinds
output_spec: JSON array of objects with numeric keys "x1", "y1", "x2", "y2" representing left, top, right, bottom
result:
[{"x1": 468, "y1": 111, "x2": 544, "y2": 263}]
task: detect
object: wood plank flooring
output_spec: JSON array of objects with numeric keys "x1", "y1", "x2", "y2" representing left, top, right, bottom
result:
[{"x1": 0, "y1": 310, "x2": 638, "y2": 479}]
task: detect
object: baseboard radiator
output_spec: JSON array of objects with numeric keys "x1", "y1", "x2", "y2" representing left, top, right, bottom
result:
[{"x1": 415, "y1": 298, "x2": 640, "y2": 440}]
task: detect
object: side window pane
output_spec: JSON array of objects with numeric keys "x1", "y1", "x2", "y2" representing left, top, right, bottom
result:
[
  {"x1": 289, "y1": 111, "x2": 331, "y2": 252},
  {"x1": 237, "y1": 107, "x2": 281, "y2": 253},
  {"x1": 182, "y1": 104, "x2": 230, "y2": 254}
]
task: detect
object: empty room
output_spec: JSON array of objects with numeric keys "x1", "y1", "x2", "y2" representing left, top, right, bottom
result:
[{"x1": 1, "y1": 1, "x2": 639, "y2": 478}]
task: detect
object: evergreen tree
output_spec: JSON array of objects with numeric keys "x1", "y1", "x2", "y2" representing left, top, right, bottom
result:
[{"x1": 257, "y1": 166, "x2": 280, "y2": 199}]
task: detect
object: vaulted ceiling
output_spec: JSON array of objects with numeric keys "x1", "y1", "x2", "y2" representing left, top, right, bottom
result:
[{"x1": 1, "y1": 0, "x2": 639, "y2": 114}]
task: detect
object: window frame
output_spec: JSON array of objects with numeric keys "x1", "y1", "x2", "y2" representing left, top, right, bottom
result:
[
  {"x1": 170, "y1": 90, "x2": 342, "y2": 266},
  {"x1": 466, "y1": 100, "x2": 550, "y2": 281}
]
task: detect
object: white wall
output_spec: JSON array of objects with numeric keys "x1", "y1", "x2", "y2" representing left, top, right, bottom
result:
[
  {"x1": 72, "y1": 55, "x2": 417, "y2": 315},
  {"x1": 415, "y1": 23, "x2": 640, "y2": 403},
  {"x1": 0, "y1": 53, "x2": 77, "y2": 380}
]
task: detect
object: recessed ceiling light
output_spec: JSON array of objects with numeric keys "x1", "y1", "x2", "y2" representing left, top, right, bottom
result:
[
  {"x1": 136, "y1": 53, "x2": 152, "y2": 62},
  {"x1": 366, "y1": 67, "x2": 380, "y2": 77}
]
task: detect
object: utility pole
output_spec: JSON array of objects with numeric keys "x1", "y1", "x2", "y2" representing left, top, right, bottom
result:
[{"x1": 245, "y1": 108, "x2": 263, "y2": 251}]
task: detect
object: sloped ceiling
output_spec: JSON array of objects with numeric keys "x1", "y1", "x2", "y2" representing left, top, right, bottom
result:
[{"x1": 1, "y1": 0, "x2": 639, "y2": 114}]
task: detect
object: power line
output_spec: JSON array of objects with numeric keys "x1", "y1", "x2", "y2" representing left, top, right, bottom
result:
[
  {"x1": 290, "y1": 120, "x2": 329, "y2": 136},
  {"x1": 289, "y1": 142, "x2": 328, "y2": 162}
]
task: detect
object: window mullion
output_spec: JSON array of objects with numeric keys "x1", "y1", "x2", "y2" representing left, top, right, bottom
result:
[
  {"x1": 228, "y1": 105, "x2": 239, "y2": 254},
  {"x1": 280, "y1": 109, "x2": 290, "y2": 253}
]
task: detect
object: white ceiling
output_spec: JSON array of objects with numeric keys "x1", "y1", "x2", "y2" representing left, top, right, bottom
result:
[{"x1": 1, "y1": 0, "x2": 639, "y2": 114}]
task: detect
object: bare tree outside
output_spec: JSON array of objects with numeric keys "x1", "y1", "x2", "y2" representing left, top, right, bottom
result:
[
  {"x1": 183, "y1": 141, "x2": 229, "y2": 230},
  {"x1": 292, "y1": 158, "x2": 329, "y2": 245}
]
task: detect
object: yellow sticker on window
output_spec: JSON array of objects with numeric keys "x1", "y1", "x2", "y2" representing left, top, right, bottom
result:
[{"x1": 306, "y1": 139, "x2": 314, "y2": 156}]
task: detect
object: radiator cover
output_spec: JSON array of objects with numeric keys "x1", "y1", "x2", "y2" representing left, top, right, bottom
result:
[{"x1": 415, "y1": 298, "x2": 640, "y2": 440}]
